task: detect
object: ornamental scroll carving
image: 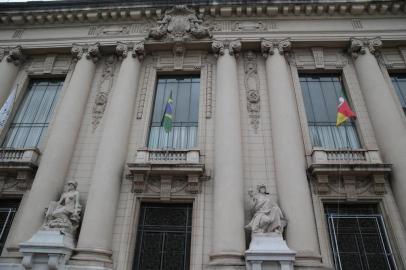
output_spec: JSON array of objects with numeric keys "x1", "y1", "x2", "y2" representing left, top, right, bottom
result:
[
  {"x1": 244, "y1": 51, "x2": 260, "y2": 131},
  {"x1": 147, "y1": 5, "x2": 212, "y2": 42}
]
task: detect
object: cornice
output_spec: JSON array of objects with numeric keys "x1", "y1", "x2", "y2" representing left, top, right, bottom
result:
[{"x1": 0, "y1": 1, "x2": 404, "y2": 27}]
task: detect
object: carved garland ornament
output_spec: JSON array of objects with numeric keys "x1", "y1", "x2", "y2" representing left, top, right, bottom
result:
[{"x1": 244, "y1": 51, "x2": 261, "y2": 131}]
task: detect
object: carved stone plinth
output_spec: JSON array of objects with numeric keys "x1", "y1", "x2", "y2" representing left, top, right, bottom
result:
[
  {"x1": 19, "y1": 230, "x2": 74, "y2": 270},
  {"x1": 245, "y1": 233, "x2": 296, "y2": 270}
]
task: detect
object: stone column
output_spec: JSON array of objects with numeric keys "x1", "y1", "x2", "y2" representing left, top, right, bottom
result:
[
  {"x1": 261, "y1": 39, "x2": 321, "y2": 265},
  {"x1": 73, "y1": 42, "x2": 144, "y2": 263},
  {"x1": 210, "y1": 40, "x2": 246, "y2": 266},
  {"x1": 350, "y1": 38, "x2": 406, "y2": 225},
  {"x1": 0, "y1": 46, "x2": 24, "y2": 106},
  {"x1": 9, "y1": 43, "x2": 100, "y2": 249}
]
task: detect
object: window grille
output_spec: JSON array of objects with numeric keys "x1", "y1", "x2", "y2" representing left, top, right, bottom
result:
[
  {"x1": 2, "y1": 79, "x2": 63, "y2": 149},
  {"x1": 390, "y1": 74, "x2": 406, "y2": 115},
  {"x1": 133, "y1": 203, "x2": 192, "y2": 270},
  {"x1": 148, "y1": 76, "x2": 200, "y2": 149},
  {"x1": 325, "y1": 204, "x2": 397, "y2": 270},
  {"x1": 0, "y1": 199, "x2": 20, "y2": 254},
  {"x1": 300, "y1": 75, "x2": 361, "y2": 149}
]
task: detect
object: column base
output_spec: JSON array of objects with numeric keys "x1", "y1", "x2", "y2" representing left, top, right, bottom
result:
[
  {"x1": 70, "y1": 247, "x2": 113, "y2": 267},
  {"x1": 210, "y1": 252, "x2": 245, "y2": 266}
]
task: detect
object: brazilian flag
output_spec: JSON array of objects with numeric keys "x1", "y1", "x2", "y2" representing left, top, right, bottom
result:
[{"x1": 162, "y1": 92, "x2": 174, "y2": 133}]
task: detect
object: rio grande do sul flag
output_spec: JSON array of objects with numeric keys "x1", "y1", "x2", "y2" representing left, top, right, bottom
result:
[{"x1": 336, "y1": 97, "x2": 356, "y2": 126}]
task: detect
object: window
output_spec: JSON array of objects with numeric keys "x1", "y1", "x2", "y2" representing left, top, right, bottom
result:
[
  {"x1": 0, "y1": 199, "x2": 20, "y2": 254},
  {"x1": 133, "y1": 203, "x2": 192, "y2": 270},
  {"x1": 300, "y1": 75, "x2": 360, "y2": 149},
  {"x1": 390, "y1": 74, "x2": 406, "y2": 115},
  {"x1": 325, "y1": 204, "x2": 397, "y2": 270},
  {"x1": 2, "y1": 79, "x2": 63, "y2": 149},
  {"x1": 148, "y1": 76, "x2": 200, "y2": 149}
]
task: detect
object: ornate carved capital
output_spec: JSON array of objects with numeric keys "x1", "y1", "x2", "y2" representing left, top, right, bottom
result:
[
  {"x1": 71, "y1": 43, "x2": 101, "y2": 63},
  {"x1": 349, "y1": 38, "x2": 383, "y2": 58},
  {"x1": 211, "y1": 40, "x2": 241, "y2": 58},
  {"x1": 0, "y1": 48, "x2": 6, "y2": 62},
  {"x1": 211, "y1": 40, "x2": 225, "y2": 58},
  {"x1": 132, "y1": 42, "x2": 146, "y2": 60},
  {"x1": 115, "y1": 42, "x2": 130, "y2": 59},
  {"x1": 6, "y1": 46, "x2": 25, "y2": 66},
  {"x1": 228, "y1": 40, "x2": 242, "y2": 58},
  {"x1": 261, "y1": 39, "x2": 274, "y2": 58},
  {"x1": 368, "y1": 37, "x2": 383, "y2": 55},
  {"x1": 260, "y1": 39, "x2": 291, "y2": 57}
]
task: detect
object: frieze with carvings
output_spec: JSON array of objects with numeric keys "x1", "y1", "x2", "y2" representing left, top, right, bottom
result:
[
  {"x1": 244, "y1": 51, "x2": 260, "y2": 131},
  {"x1": 88, "y1": 25, "x2": 130, "y2": 36},
  {"x1": 92, "y1": 55, "x2": 116, "y2": 130},
  {"x1": 232, "y1": 21, "x2": 267, "y2": 32},
  {"x1": 311, "y1": 174, "x2": 386, "y2": 200},
  {"x1": 0, "y1": 175, "x2": 33, "y2": 194},
  {"x1": 147, "y1": 5, "x2": 212, "y2": 42}
]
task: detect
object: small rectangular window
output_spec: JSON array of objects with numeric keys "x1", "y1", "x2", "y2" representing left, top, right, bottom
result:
[
  {"x1": 2, "y1": 79, "x2": 64, "y2": 148},
  {"x1": 0, "y1": 199, "x2": 20, "y2": 254},
  {"x1": 325, "y1": 204, "x2": 397, "y2": 270},
  {"x1": 300, "y1": 74, "x2": 361, "y2": 149},
  {"x1": 148, "y1": 76, "x2": 200, "y2": 149},
  {"x1": 390, "y1": 74, "x2": 406, "y2": 115}
]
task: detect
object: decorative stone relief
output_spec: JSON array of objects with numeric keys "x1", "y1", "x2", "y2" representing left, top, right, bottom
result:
[
  {"x1": 147, "y1": 5, "x2": 212, "y2": 42},
  {"x1": 41, "y1": 180, "x2": 82, "y2": 235},
  {"x1": 43, "y1": 55, "x2": 56, "y2": 73},
  {"x1": 0, "y1": 174, "x2": 33, "y2": 194},
  {"x1": 136, "y1": 61, "x2": 155, "y2": 119},
  {"x1": 232, "y1": 21, "x2": 267, "y2": 31},
  {"x1": 129, "y1": 175, "x2": 201, "y2": 199},
  {"x1": 173, "y1": 43, "x2": 186, "y2": 70},
  {"x1": 92, "y1": 55, "x2": 116, "y2": 130},
  {"x1": 311, "y1": 174, "x2": 387, "y2": 199},
  {"x1": 6, "y1": 46, "x2": 25, "y2": 66},
  {"x1": 211, "y1": 40, "x2": 241, "y2": 58},
  {"x1": 311, "y1": 47, "x2": 324, "y2": 69},
  {"x1": 245, "y1": 185, "x2": 287, "y2": 235},
  {"x1": 203, "y1": 56, "x2": 214, "y2": 119},
  {"x1": 244, "y1": 51, "x2": 260, "y2": 131},
  {"x1": 88, "y1": 25, "x2": 130, "y2": 36},
  {"x1": 71, "y1": 43, "x2": 101, "y2": 63},
  {"x1": 351, "y1": 19, "x2": 363, "y2": 30},
  {"x1": 349, "y1": 37, "x2": 382, "y2": 58}
]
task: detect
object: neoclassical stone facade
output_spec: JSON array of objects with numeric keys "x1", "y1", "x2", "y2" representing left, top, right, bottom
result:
[{"x1": 0, "y1": 1, "x2": 405, "y2": 270}]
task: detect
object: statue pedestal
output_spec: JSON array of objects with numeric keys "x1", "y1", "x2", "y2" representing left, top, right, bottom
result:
[
  {"x1": 19, "y1": 230, "x2": 75, "y2": 270},
  {"x1": 245, "y1": 233, "x2": 296, "y2": 270}
]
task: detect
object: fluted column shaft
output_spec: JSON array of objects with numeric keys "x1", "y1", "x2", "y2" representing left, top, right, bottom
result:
[
  {"x1": 75, "y1": 42, "x2": 144, "y2": 262},
  {"x1": 351, "y1": 38, "x2": 406, "y2": 225},
  {"x1": 261, "y1": 40, "x2": 320, "y2": 263},
  {"x1": 11, "y1": 44, "x2": 100, "y2": 247},
  {"x1": 210, "y1": 40, "x2": 245, "y2": 265},
  {"x1": 0, "y1": 47, "x2": 23, "y2": 106}
]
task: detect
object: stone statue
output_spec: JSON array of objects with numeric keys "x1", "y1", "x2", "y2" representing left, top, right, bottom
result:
[
  {"x1": 245, "y1": 185, "x2": 286, "y2": 234},
  {"x1": 42, "y1": 180, "x2": 82, "y2": 235}
]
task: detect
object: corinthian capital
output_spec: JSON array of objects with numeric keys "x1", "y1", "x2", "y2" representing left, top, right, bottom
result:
[
  {"x1": 211, "y1": 40, "x2": 225, "y2": 58},
  {"x1": 6, "y1": 46, "x2": 26, "y2": 66},
  {"x1": 261, "y1": 39, "x2": 291, "y2": 58},
  {"x1": 71, "y1": 43, "x2": 101, "y2": 63},
  {"x1": 132, "y1": 42, "x2": 145, "y2": 60},
  {"x1": 349, "y1": 37, "x2": 382, "y2": 58},
  {"x1": 228, "y1": 40, "x2": 242, "y2": 58},
  {"x1": 368, "y1": 37, "x2": 382, "y2": 55}
]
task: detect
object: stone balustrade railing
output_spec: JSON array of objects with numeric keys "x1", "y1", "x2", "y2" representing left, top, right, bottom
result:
[
  {"x1": 133, "y1": 148, "x2": 201, "y2": 164},
  {"x1": 0, "y1": 148, "x2": 40, "y2": 165},
  {"x1": 310, "y1": 147, "x2": 382, "y2": 165}
]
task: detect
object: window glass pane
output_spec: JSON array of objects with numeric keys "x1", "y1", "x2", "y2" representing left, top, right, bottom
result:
[
  {"x1": 133, "y1": 203, "x2": 192, "y2": 270},
  {"x1": 148, "y1": 76, "x2": 200, "y2": 149},
  {"x1": 0, "y1": 199, "x2": 20, "y2": 254},
  {"x1": 325, "y1": 204, "x2": 397, "y2": 270},
  {"x1": 2, "y1": 79, "x2": 64, "y2": 148},
  {"x1": 300, "y1": 74, "x2": 361, "y2": 149},
  {"x1": 390, "y1": 74, "x2": 406, "y2": 114}
]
